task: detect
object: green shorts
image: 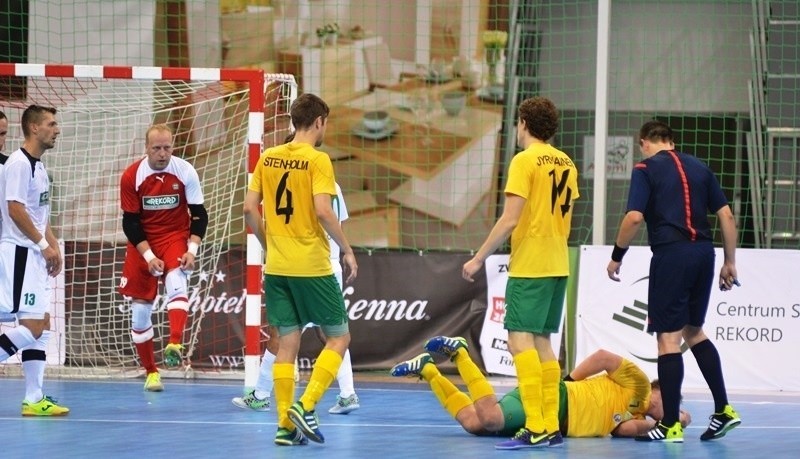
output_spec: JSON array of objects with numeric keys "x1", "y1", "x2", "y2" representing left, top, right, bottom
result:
[
  {"x1": 497, "y1": 387, "x2": 525, "y2": 437},
  {"x1": 264, "y1": 274, "x2": 349, "y2": 337},
  {"x1": 504, "y1": 276, "x2": 567, "y2": 334},
  {"x1": 496, "y1": 382, "x2": 567, "y2": 437}
]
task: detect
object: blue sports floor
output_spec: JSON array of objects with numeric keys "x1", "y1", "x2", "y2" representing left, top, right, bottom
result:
[{"x1": 0, "y1": 375, "x2": 797, "y2": 459}]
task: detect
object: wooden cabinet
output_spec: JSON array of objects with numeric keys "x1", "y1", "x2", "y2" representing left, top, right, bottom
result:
[
  {"x1": 279, "y1": 45, "x2": 355, "y2": 105},
  {"x1": 277, "y1": 36, "x2": 383, "y2": 104}
]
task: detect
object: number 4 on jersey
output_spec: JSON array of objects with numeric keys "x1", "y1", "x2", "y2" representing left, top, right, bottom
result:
[{"x1": 275, "y1": 171, "x2": 294, "y2": 223}]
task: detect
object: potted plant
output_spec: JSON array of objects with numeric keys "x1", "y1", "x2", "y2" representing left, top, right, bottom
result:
[{"x1": 316, "y1": 22, "x2": 340, "y2": 47}]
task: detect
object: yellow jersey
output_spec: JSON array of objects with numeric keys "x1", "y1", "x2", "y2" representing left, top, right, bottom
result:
[
  {"x1": 565, "y1": 359, "x2": 652, "y2": 437},
  {"x1": 248, "y1": 142, "x2": 337, "y2": 276},
  {"x1": 504, "y1": 143, "x2": 579, "y2": 277}
]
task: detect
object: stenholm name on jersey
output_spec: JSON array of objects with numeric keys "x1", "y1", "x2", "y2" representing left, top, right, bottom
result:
[
  {"x1": 142, "y1": 194, "x2": 180, "y2": 210},
  {"x1": 262, "y1": 156, "x2": 309, "y2": 170}
]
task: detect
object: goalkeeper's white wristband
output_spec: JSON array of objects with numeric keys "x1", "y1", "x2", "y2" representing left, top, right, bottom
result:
[
  {"x1": 188, "y1": 241, "x2": 199, "y2": 256},
  {"x1": 143, "y1": 249, "x2": 156, "y2": 263},
  {"x1": 37, "y1": 238, "x2": 50, "y2": 250}
]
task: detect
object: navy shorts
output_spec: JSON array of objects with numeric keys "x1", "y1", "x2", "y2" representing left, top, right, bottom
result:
[{"x1": 647, "y1": 241, "x2": 715, "y2": 333}]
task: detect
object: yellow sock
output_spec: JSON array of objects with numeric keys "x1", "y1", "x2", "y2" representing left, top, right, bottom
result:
[
  {"x1": 273, "y1": 363, "x2": 295, "y2": 430},
  {"x1": 299, "y1": 349, "x2": 342, "y2": 411},
  {"x1": 421, "y1": 362, "x2": 472, "y2": 418},
  {"x1": 453, "y1": 348, "x2": 495, "y2": 402},
  {"x1": 515, "y1": 349, "x2": 545, "y2": 433},
  {"x1": 541, "y1": 360, "x2": 561, "y2": 435}
]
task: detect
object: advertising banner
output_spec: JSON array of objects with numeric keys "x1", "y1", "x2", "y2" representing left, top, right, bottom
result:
[
  {"x1": 298, "y1": 250, "x2": 488, "y2": 371},
  {"x1": 480, "y1": 254, "x2": 564, "y2": 376},
  {"x1": 576, "y1": 245, "x2": 800, "y2": 391},
  {"x1": 60, "y1": 246, "x2": 487, "y2": 373}
]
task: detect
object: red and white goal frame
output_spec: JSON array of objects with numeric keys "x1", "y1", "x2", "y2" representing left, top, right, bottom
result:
[{"x1": 0, "y1": 63, "x2": 296, "y2": 388}]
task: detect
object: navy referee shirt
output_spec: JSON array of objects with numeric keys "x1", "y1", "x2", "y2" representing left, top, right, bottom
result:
[{"x1": 626, "y1": 150, "x2": 728, "y2": 248}]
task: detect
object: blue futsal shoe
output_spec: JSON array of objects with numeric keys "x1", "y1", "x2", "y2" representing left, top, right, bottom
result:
[
  {"x1": 390, "y1": 353, "x2": 433, "y2": 378},
  {"x1": 424, "y1": 336, "x2": 468, "y2": 361}
]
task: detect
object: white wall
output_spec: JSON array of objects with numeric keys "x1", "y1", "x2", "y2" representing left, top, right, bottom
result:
[
  {"x1": 539, "y1": 1, "x2": 752, "y2": 113},
  {"x1": 29, "y1": 0, "x2": 156, "y2": 65}
]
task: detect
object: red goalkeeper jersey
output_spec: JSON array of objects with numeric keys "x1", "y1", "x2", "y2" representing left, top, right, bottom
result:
[{"x1": 119, "y1": 156, "x2": 204, "y2": 246}]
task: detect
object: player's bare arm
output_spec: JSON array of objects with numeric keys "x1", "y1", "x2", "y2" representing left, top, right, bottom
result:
[
  {"x1": 121, "y1": 211, "x2": 164, "y2": 276},
  {"x1": 314, "y1": 192, "x2": 358, "y2": 283},
  {"x1": 607, "y1": 210, "x2": 644, "y2": 282},
  {"x1": 716, "y1": 205, "x2": 738, "y2": 290},
  {"x1": 44, "y1": 223, "x2": 62, "y2": 276},
  {"x1": 463, "y1": 193, "x2": 525, "y2": 282},
  {"x1": 8, "y1": 200, "x2": 60, "y2": 276},
  {"x1": 612, "y1": 418, "x2": 657, "y2": 437},
  {"x1": 566, "y1": 349, "x2": 623, "y2": 380},
  {"x1": 243, "y1": 189, "x2": 267, "y2": 252}
]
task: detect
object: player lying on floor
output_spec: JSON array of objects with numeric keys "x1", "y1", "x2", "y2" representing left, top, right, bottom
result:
[{"x1": 391, "y1": 337, "x2": 691, "y2": 442}]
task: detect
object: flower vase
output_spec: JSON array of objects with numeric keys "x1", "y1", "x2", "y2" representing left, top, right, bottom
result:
[
  {"x1": 325, "y1": 33, "x2": 338, "y2": 47},
  {"x1": 485, "y1": 47, "x2": 502, "y2": 87}
]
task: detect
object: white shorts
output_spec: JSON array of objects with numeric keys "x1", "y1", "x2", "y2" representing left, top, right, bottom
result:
[{"x1": 0, "y1": 242, "x2": 51, "y2": 319}]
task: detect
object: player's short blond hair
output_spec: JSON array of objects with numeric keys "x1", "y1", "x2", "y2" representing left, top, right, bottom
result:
[{"x1": 145, "y1": 124, "x2": 173, "y2": 146}]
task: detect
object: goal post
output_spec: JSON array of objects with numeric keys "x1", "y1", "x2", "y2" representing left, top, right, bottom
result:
[{"x1": 0, "y1": 63, "x2": 296, "y2": 387}]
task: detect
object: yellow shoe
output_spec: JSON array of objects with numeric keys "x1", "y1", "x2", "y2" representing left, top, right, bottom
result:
[
  {"x1": 21, "y1": 395, "x2": 70, "y2": 416},
  {"x1": 164, "y1": 343, "x2": 183, "y2": 368},
  {"x1": 144, "y1": 372, "x2": 164, "y2": 392}
]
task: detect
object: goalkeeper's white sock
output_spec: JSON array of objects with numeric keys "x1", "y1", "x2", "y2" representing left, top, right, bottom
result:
[
  {"x1": 22, "y1": 330, "x2": 50, "y2": 402},
  {"x1": 336, "y1": 349, "x2": 356, "y2": 398},
  {"x1": 254, "y1": 349, "x2": 276, "y2": 399}
]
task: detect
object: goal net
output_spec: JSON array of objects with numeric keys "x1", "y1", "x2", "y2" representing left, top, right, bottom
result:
[{"x1": 0, "y1": 65, "x2": 295, "y2": 383}]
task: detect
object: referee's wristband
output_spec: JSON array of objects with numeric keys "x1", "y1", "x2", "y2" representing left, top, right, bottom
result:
[
  {"x1": 611, "y1": 244, "x2": 629, "y2": 263},
  {"x1": 142, "y1": 249, "x2": 156, "y2": 263},
  {"x1": 188, "y1": 241, "x2": 199, "y2": 256},
  {"x1": 37, "y1": 238, "x2": 50, "y2": 250}
]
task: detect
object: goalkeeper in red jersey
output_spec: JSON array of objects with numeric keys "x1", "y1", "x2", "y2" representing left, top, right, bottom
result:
[
  {"x1": 392, "y1": 338, "x2": 691, "y2": 439},
  {"x1": 118, "y1": 124, "x2": 208, "y2": 391}
]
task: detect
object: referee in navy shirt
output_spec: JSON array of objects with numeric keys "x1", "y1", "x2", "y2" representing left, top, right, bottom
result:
[{"x1": 606, "y1": 120, "x2": 741, "y2": 443}]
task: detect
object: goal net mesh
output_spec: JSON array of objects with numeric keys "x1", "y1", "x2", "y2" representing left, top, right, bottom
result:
[{"x1": 0, "y1": 72, "x2": 295, "y2": 379}]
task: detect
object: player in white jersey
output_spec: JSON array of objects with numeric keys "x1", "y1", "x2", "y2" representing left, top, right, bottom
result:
[
  {"x1": 0, "y1": 105, "x2": 69, "y2": 416},
  {"x1": 232, "y1": 140, "x2": 359, "y2": 415},
  {"x1": 118, "y1": 124, "x2": 208, "y2": 392}
]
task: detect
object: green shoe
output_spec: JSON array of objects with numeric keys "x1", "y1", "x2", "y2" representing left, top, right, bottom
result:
[
  {"x1": 635, "y1": 421, "x2": 683, "y2": 443},
  {"x1": 21, "y1": 395, "x2": 70, "y2": 416},
  {"x1": 144, "y1": 372, "x2": 164, "y2": 392},
  {"x1": 701, "y1": 404, "x2": 741, "y2": 441},
  {"x1": 231, "y1": 390, "x2": 270, "y2": 411},
  {"x1": 287, "y1": 402, "x2": 324, "y2": 443},
  {"x1": 274, "y1": 427, "x2": 307, "y2": 446},
  {"x1": 164, "y1": 343, "x2": 183, "y2": 368}
]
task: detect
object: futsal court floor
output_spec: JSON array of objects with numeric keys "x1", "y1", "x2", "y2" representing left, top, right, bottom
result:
[{"x1": 0, "y1": 372, "x2": 796, "y2": 458}]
